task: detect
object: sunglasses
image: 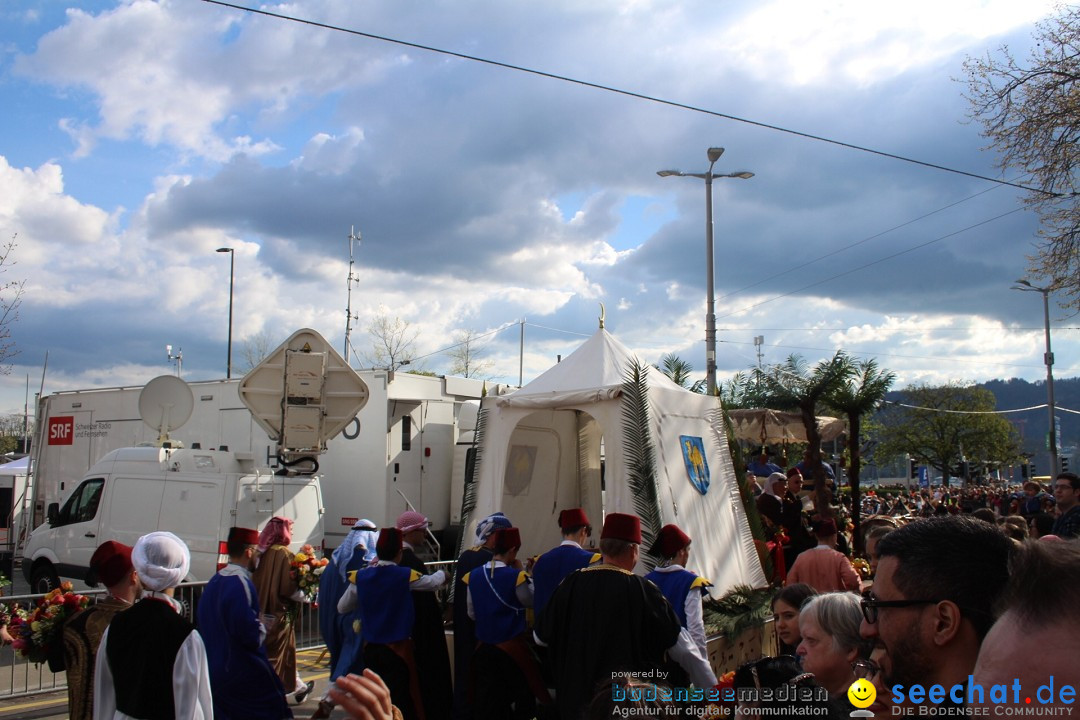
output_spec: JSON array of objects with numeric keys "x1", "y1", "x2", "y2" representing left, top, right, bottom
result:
[{"x1": 860, "y1": 594, "x2": 940, "y2": 624}]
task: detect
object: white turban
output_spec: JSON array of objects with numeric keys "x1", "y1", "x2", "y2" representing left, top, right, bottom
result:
[{"x1": 133, "y1": 531, "x2": 191, "y2": 591}]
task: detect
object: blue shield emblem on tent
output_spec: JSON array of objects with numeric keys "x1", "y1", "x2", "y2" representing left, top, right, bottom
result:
[{"x1": 680, "y1": 435, "x2": 710, "y2": 495}]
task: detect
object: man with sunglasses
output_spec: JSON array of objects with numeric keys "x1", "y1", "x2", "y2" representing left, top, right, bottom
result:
[
  {"x1": 1050, "y1": 472, "x2": 1080, "y2": 539},
  {"x1": 858, "y1": 516, "x2": 1014, "y2": 708}
]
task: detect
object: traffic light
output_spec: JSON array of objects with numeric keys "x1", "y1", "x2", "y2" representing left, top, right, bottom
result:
[
  {"x1": 1021, "y1": 463, "x2": 1029, "y2": 480},
  {"x1": 1062, "y1": 456, "x2": 1070, "y2": 473},
  {"x1": 909, "y1": 458, "x2": 917, "y2": 479},
  {"x1": 1031, "y1": 458, "x2": 1038, "y2": 476}
]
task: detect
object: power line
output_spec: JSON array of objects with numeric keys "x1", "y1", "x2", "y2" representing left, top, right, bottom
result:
[
  {"x1": 200, "y1": 0, "x2": 1054, "y2": 196},
  {"x1": 716, "y1": 207, "x2": 1026, "y2": 319},
  {"x1": 884, "y1": 399, "x2": 1080, "y2": 416},
  {"x1": 720, "y1": 326, "x2": 1080, "y2": 332},
  {"x1": 717, "y1": 183, "x2": 1012, "y2": 303},
  {"x1": 720, "y1": 338, "x2": 1050, "y2": 371}
]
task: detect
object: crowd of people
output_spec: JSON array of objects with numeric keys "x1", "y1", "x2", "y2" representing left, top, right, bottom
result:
[{"x1": 1, "y1": 464, "x2": 1077, "y2": 720}]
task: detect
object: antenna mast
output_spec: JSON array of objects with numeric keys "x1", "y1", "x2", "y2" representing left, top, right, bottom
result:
[{"x1": 344, "y1": 227, "x2": 361, "y2": 365}]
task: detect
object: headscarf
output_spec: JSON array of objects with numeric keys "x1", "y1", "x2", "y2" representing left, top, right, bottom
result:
[
  {"x1": 333, "y1": 518, "x2": 378, "y2": 581},
  {"x1": 132, "y1": 531, "x2": 190, "y2": 592},
  {"x1": 475, "y1": 512, "x2": 512, "y2": 542},
  {"x1": 763, "y1": 472, "x2": 787, "y2": 498},
  {"x1": 396, "y1": 510, "x2": 430, "y2": 533},
  {"x1": 258, "y1": 516, "x2": 293, "y2": 552}
]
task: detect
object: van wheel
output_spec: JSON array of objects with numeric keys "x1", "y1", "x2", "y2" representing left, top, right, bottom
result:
[{"x1": 31, "y1": 564, "x2": 60, "y2": 594}]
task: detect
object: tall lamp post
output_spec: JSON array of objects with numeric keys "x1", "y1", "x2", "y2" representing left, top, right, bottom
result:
[
  {"x1": 217, "y1": 247, "x2": 235, "y2": 379},
  {"x1": 659, "y1": 147, "x2": 753, "y2": 395},
  {"x1": 1012, "y1": 279, "x2": 1058, "y2": 477}
]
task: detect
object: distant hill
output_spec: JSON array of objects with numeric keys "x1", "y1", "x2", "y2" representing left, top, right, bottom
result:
[{"x1": 885, "y1": 377, "x2": 1080, "y2": 456}]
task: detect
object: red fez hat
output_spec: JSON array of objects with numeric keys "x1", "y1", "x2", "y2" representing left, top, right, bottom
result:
[
  {"x1": 227, "y1": 526, "x2": 260, "y2": 546},
  {"x1": 813, "y1": 518, "x2": 838, "y2": 536},
  {"x1": 648, "y1": 524, "x2": 691, "y2": 558},
  {"x1": 492, "y1": 527, "x2": 522, "y2": 554},
  {"x1": 786, "y1": 467, "x2": 802, "y2": 478},
  {"x1": 376, "y1": 528, "x2": 403, "y2": 558},
  {"x1": 88, "y1": 540, "x2": 134, "y2": 588},
  {"x1": 558, "y1": 508, "x2": 590, "y2": 530},
  {"x1": 601, "y1": 513, "x2": 642, "y2": 544}
]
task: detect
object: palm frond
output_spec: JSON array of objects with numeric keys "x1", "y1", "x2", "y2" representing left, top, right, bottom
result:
[
  {"x1": 457, "y1": 403, "x2": 486, "y2": 553},
  {"x1": 451, "y1": 402, "x2": 487, "y2": 604},
  {"x1": 702, "y1": 584, "x2": 776, "y2": 640},
  {"x1": 621, "y1": 358, "x2": 663, "y2": 570},
  {"x1": 713, "y1": 407, "x2": 772, "y2": 579}
]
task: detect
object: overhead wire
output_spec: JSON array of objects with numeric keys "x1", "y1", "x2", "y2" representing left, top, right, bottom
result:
[
  {"x1": 200, "y1": 0, "x2": 1054, "y2": 197},
  {"x1": 716, "y1": 182, "x2": 1014, "y2": 302},
  {"x1": 715, "y1": 207, "x2": 1026, "y2": 319},
  {"x1": 199, "y1": 0, "x2": 1074, "y2": 382},
  {"x1": 883, "y1": 400, "x2": 1080, "y2": 416}
]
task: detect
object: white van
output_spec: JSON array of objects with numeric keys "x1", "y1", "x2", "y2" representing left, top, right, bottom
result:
[{"x1": 22, "y1": 445, "x2": 324, "y2": 593}]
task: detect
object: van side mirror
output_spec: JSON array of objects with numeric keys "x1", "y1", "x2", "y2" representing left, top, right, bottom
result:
[{"x1": 47, "y1": 502, "x2": 59, "y2": 525}]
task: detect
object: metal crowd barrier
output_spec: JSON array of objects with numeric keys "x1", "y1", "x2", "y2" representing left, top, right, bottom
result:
[
  {"x1": 0, "y1": 580, "x2": 324, "y2": 700},
  {"x1": 1, "y1": 560, "x2": 457, "y2": 700}
]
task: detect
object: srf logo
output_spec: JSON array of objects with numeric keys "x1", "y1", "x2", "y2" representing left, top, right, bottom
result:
[{"x1": 48, "y1": 417, "x2": 74, "y2": 445}]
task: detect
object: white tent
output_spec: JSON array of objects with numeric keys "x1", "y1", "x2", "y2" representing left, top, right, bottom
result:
[{"x1": 467, "y1": 328, "x2": 767, "y2": 597}]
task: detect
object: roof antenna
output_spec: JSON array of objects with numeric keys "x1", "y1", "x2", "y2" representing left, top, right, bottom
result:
[{"x1": 598, "y1": 302, "x2": 606, "y2": 330}]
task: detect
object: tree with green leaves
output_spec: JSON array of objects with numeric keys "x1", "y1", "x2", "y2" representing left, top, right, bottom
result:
[
  {"x1": 655, "y1": 353, "x2": 705, "y2": 393},
  {"x1": 963, "y1": 6, "x2": 1080, "y2": 307},
  {"x1": 758, "y1": 352, "x2": 853, "y2": 516},
  {"x1": 718, "y1": 369, "x2": 769, "y2": 409},
  {"x1": 875, "y1": 383, "x2": 1023, "y2": 482},
  {"x1": 826, "y1": 359, "x2": 895, "y2": 553}
]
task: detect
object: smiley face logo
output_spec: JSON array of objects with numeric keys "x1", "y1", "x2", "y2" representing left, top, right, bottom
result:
[{"x1": 847, "y1": 678, "x2": 876, "y2": 709}]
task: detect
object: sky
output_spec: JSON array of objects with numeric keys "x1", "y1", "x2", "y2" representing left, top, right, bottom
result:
[{"x1": 0, "y1": 0, "x2": 1074, "y2": 421}]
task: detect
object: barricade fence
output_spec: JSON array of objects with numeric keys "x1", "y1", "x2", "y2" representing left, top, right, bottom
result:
[
  {"x1": 0, "y1": 559, "x2": 458, "y2": 701},
  {"x1": 0, "y1": 580, "x2": 323, "y2": 700}
]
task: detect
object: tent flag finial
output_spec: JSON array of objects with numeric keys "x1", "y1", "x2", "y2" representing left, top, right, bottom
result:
[{"x1": 598, "y1": 302, "x2": 606, "y2": 330}]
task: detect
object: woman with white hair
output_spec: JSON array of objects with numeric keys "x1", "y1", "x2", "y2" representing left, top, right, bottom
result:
[
  {"x1": 796, "y1": 591, "x2": 874, "y2": 698},
  {"x1": 93, "y1": 531, "x2": 213, "y2": 719}
]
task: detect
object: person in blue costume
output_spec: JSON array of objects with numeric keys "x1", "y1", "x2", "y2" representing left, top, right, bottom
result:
[
  {"x1": 198, "y1": 526, "x2": 293, "y2": 720},
  {"x1": 464, "y1": 527, "x2": 551, "y2": 719},
  {"x1": 451, "y1": 511, "x2": 512, "y2": 720},
  {"x1": 643, "y1": 523, "x2": 713, "y2": 688},
  {"x1": 338, "y1": 528, "x2": 447, "y2": 720},
  {"x1": 312, "y1": 518, "x2": 378, "y2": 719},
  {"x1": 530, "y1": 508, "x2": 601, "y2": 622}
]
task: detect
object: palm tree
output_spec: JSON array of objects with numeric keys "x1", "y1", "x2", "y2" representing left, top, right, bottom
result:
[
  {"x1": 656, "y1": 354, "x2": 706, "y2": 393},
  {"x1": 826, "y1": 359, "x2": 895, "y2": 554},
  {"x1": 759, "y1": 352, "x2": 853, "y2": 516}
]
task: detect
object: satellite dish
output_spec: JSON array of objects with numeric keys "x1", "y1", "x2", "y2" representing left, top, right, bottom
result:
[
  {"x1": 139, "y1": 375, "x2": 194, "y2": 445},
  {"x1": 238, "y1": 328, "x2": 369, "y2": 466}
]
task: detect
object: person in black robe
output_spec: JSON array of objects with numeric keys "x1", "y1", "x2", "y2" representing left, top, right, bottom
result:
[
  {"x1": 535, "y1": 513, "x2": 716, "y2": 720},
  {"x1": 781, "y1": 468, "x2": 815, "y2": 568},
  {"x1": 397, "y1": 511, "x2": 453, "y2": 720},
  {"x1": 452, "y1": 511, "x2": 513, "y2": 720}
]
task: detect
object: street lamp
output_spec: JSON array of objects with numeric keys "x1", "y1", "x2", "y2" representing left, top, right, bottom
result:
[
  {"x1": 658, "y1": 147, "x2": 753, "y2": 395},
  {"x1": 1012, "y1": 279, "x2": 1058, "y2": 477},
  {"x1": 217, "y1": 247, "x2": 235, "y2": 379}
]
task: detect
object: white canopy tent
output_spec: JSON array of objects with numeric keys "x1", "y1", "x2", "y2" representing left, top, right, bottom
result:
[{"x1": 467, "y1": 328, "x2": 767, "y2": 597}]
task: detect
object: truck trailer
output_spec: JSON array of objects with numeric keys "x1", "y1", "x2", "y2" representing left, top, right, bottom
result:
[{"x1": 24, "y1": 368, "x2": 497, "y2": 555}]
